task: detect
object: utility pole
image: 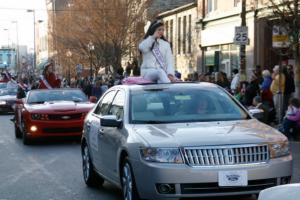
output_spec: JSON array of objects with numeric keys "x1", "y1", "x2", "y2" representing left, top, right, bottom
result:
[{"x1": 240, "y1": 0, "x2": 247, "y2": 80}]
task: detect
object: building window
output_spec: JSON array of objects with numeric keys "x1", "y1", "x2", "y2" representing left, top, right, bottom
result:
[
  {"x1": 165, "y1": 20, "x2": 169, "y2": 40},
  {"x1": 234, "y1": 0, "x2": 241, "y2": 7},
  {"x1": 183, "y1": 16, "x2": 187, "y2": 54},
  {"x1": 188, "y1": 15, "x2": 192, "y2": 54},
  {"x1": 0, "y1": 54, "x2": 2, "y2": 64},
  {"x1": 208, "y1": 0, "x2": 218, "y2": 13},
  {"x1": 178, "y1": 17, "x2": 181, "y2": 54},
  {"x1": 170, "y1": 19, "x2": 174, "y2": 50}
]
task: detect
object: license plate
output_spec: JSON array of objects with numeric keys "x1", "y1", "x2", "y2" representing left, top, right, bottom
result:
[{"x1": 218, "y1": 170, "x2": 248, "y2": 187}]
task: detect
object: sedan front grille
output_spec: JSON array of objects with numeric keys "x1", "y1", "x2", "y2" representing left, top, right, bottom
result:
[{"x1": 183, "y1": 145, "x2": 269, "y2": 166}]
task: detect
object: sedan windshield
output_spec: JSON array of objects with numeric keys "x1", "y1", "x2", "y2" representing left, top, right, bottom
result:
[
  {"x1": 130, "y1": 87, "x2": 249, "y2": 124},
  {"x1": 27, "y1": 89, "x2": 88, "y2": 104},
  {"x1": 0, "y1": 88, "x2": 18, "y2": 96}
]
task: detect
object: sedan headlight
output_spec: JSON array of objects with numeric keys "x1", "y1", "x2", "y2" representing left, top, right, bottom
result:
[
  {"x1": 269, "y1": 140, "x2": 290, "y2": 158},
  {"x1": 140, "y1": 148, "x2": 184, "y2": 164},
  {"x1": 0, "y1": 101, "x2": 6, "y2": 105},
  {"x1": 31, "y1": 114, "x2": 48, "y2": 120}
]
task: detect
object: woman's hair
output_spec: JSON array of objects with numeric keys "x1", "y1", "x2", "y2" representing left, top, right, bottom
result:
[
  {"x1": 143, "y1": 19, "x2": 168, "y2": 50},
  {"x1": 289, "y1": 98, "x2": 300, "y2": 108}
]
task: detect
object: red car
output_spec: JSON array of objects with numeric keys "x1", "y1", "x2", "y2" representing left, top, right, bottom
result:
[{"x1": 14, "y1": 88, "x2": 96, "y2": 145}]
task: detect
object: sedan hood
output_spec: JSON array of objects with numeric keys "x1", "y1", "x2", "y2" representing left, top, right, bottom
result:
[
  {"x1": 133, "y1": 119, "x2": 286, "y2": 147},
  {"x1": 25, "y1": 101, "x2": 94, "y2": 113}
]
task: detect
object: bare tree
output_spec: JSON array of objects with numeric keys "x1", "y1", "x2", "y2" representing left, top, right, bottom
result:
[
  {"x1": 268, "y1": 0, "x2": 300, "y2": 98},
  {"x1": 50, "y1": 0, "x2": 151, "y2": 78}
]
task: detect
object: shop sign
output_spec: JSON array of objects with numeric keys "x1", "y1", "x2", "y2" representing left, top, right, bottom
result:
[{"x1": 272, "y1": 26, "x2": 290, "y2": 48}]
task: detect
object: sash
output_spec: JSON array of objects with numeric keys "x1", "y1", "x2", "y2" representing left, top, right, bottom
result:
[
  {"x1": 18, "y1": 83, "x2": 27, "y2": 91},
  {"x1": 40, "y1": 75, "x2": 53, "y2": 89},
  {"x1": 152, "y1": 42, "x2": 167, "y2": 73}
]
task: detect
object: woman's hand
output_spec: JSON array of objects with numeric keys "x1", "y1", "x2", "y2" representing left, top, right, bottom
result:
[{"x1": 168, "y1": 74, "x2": 176, "y2": 82}]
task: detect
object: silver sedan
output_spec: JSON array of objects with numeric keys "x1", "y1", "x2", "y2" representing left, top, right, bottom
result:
[{"x1": 81, "y1": 83, "x2": 293, "y2": 200}]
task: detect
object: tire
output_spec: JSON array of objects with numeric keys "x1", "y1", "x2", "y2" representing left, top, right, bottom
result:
[
  {"x1": 82, "y1": 143, "x2": 104, "y2": 187},
  {"x1": 21, "y1": 119, "x2": 32, "y2": 145},
  {"x1": 14, "y1": 123, "x2": 22, "y2": 139},
  {"x1": 121, "y1": 158, "x2": 140, "y2": 200}
]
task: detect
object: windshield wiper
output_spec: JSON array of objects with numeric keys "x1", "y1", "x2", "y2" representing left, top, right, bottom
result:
[{"x1": 30, "y1": 101, "x2": 45, "y2": 104}]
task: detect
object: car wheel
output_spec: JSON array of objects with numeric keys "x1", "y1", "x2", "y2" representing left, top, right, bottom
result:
[
  {"x1": 14, "y1": 123, "x2": 22, "y2": 139},
  {"x1": 21, "y1": 119, "x2": 32, "y2": 145},
  {"x1": 82, "y1": 143, "x2": 104, "y2": 187},
  {"x1": 121, "y1": 158, "x2": 140, "y2": 200}
]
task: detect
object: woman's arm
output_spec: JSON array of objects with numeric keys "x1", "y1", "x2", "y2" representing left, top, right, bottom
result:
[
  {"x1": 165, "y1": 43, "x2": 175, "y2": 77},
  {"x1": 138, "y1": 36, "x2": 156, "y2": 53}
]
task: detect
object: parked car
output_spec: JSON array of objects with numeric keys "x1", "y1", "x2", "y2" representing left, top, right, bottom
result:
[
  {"x1": 0, "y1": 87, "x2": 18, "y2": 114},
  {"x1": 81, "y1": 83, "x2": 293, "y2": 200},
  {"x1": 258, "y1": 184, "x2": 300, "y2": 200},
  {"x1": 14, "y1": 88, "x2": 96, "y2": 145}
]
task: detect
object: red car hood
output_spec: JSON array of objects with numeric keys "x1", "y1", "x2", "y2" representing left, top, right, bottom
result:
[{"x1": 25, "y1": 101, "x2": 94, "y2": 113}]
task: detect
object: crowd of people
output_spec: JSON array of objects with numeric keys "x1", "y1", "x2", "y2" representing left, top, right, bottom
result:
[{"x1": 186, "y1": 64, "x2": 299, "y2": 140}]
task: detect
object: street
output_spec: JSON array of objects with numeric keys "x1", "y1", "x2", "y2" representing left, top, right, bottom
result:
[{"x1": 0, "y1": 114, "x2": 299, "y2": 200}]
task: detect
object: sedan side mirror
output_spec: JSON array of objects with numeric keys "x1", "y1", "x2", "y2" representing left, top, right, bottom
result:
[
  {"x1": 100, "y1": 115, "x2": 122, "y2": 128},
  {"x1": 249, "y1": 108, "x2": 264, "y2": 120},
  {"x1": 89, "y1": 96, "x2": 97, "y2": 103}
]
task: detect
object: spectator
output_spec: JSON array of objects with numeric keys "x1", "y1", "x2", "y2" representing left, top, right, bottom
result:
[
  {"x1": 91, "y1": 81, "x2": 103, "y2": 100},
  {"x1": 271, "y1": 65, "x2": 286, "y2": 121},
  {"x1": 244, "y1": 75, "x2": 260, "y2": 106},
  {"x1": 261, "y1": 70, "x2": 273, "y2": 107},
  {"x1": 282, "y1": 98, "x2": 300, "y2": 140},
  {"x1": 283, "y1": 65, "x2": 296, "y2": 115},
  {"x1": 252, "y1": 96, "x2": 269, "y2": 124},
  {"x1": 132, "y1": 59, "x2": 140, "y2": 76},
  {"x1": 230, "y1": 69, "x2": 240, "y2": 94},
  {"x1": 83, "y1": 79, "x2": 92, "y2": 97},
  {"x1": 254, "y1": 65, "x2": 263, "y2": 84},
  {"x1": 216, "y1": 72, "x2": 230, "y2": 89},
  {"x1": 124, "y1": 62, "x2": 132, "y2": 78}
]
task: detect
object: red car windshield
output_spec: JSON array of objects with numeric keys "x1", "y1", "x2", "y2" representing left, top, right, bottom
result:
[{"x1": 27, "y1": 89, "x2": 88, "y2": 104}]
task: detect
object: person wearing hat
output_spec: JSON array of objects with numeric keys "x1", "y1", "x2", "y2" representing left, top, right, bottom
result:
[
  {"x1": 139, "y1": 19, "x2": 175, "y2": 83},
  {"x1": 38, "y1": 62, "x2": 61, "y2": 89}
]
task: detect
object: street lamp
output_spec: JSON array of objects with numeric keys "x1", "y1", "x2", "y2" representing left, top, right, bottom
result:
[
  {"x1": 87, "y1": 42, "x2": 95, "y2": 80},
  {"x1": 27, "y1": 9, "x2": 36, "y2": 70},
  {"x1": 66, "y1": 50, "x2": 72, "y2": 85},
  {"x1": 12, "y1": 21, "x2": 20, "y2": 74},
  {"x1": 3, "y1": 28, "x2": 9, "y2": 48}
]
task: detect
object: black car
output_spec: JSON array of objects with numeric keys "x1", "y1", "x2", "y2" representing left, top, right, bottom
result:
[{"x1": 0, "y1": 88, "x2": 18, "y2": 114}]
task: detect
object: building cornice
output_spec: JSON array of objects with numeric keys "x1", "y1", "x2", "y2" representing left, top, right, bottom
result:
[{"x1": 157, "y1": 2, "x2": 197, "y2": 18}]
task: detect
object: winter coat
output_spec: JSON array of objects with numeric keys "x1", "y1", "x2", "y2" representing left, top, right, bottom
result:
[
  {"x1": 139, "y1": 36, "x2": 175, "y2": 76},
  {"x1": 38, "y1": 73, "x2": 61, "y2": 89}
]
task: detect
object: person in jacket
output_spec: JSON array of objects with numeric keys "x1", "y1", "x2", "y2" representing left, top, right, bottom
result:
[
  {"x1": 38, "y1": 62, "x2": 61, "y2": 89},
  {"x1": 244, "y1": 75, "x2": 260, "y2": 106},
  {"x1": 261, "y1": 69, "x2": 273, "y2": 107},
  {"x1": 283, "y1": 65, "x2": 296, "y2": 115},
  {"x1": 271, "y1": 65, "x2": 285, "y2": 121},
  {"x1": 139, "y1": 19, "x2": 175, "y2": 83},
  {"x1": 91, "y1": 81, "x2": 103, "y2": 100},
  {"x1": 231, "y1": 69, "x2": 240, "y2": 94},
  {"x1": 282, "y1": 98, "x2": 300, "y2": 140}
]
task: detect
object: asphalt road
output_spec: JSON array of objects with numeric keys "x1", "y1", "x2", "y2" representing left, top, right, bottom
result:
[{"x1": 0, "y1": 114, "x2": 299, "y2": 200}]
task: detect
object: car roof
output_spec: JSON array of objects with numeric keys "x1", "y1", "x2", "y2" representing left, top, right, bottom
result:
[{"x1": 113, "y1": 82, "x2": 220, "y2": 92}]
